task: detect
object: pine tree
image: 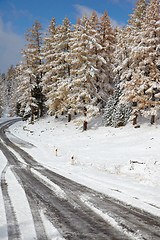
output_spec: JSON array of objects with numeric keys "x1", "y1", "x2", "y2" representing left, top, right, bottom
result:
[
  {"x1": 119, "y1": 0, "x2": 148, "y2": 124},
  {"x1": 0, "y1": 73, "x2": 7, "y2": 115},
  {"x1": 66, "y1": 12, "x2": 115, "y2": 130},
  {"x1": 140, "y1": 0, "x2": 160, "y2": 123},
  {"x1": 120, "y1": 0, "x2": 160, "y2": 124},
  {"x1": 67, "y1": 15, "x2": 101, "y2": 130},
  {"x1": 5, "y1": 65, "x2": 16, "y2": 107},
  {"x1": 14, "y1": 59, "x2": 34, "y2": 120},
  {"x1": 41, "y1": 17, "x2": 72, "y2": 118},
  {"x1": 9, "y1": 64, "x2": 23, "y2": 117},
  {"x1": 114, "y1": 25, "x2": 132, "y2": 94},
  {"x1": 103, "y1": 82, "x2": 131, "y2": 127},
  {"x1": 0, "y1": 66, "x2": 16, "y2": 116},
  {"x1": 21, "y1": 20, "x2": 45, "y2": 123},
  {"x1": 128, "y1": 0, "x2": 148, "y2": 30},
  {"x1": 41, "y1": 17, "x2": 57, "y2": 97},
  {"x1": 99, "y1": 10, "x2": 115, "y2": 102}
]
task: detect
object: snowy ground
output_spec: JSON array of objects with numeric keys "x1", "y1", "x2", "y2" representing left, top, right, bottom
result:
[
  {"x1": 8, "y1": 115, "x2": 160, "y2": 217},
  {"x1": 1, "y1": 115, "x2": 160, "y2": 239}
]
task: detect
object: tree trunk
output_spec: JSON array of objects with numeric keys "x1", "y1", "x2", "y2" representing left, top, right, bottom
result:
[
  {"x1": 39, "y1": 103, "x2": 43, "y2": 117},
  {"x1": 151, "y1": 94, "x2": 155, "y2": 125},
  {"x1": 133, "y1": 114, "x2": 138, "y2": 125},
  {"x1": 68, "y1": 65, "x2": 70, "y2": 77},
  {"x1": 132, "y1": 101, "x2": 137, "y2": 124},
  {"x1": 151, "y1": 115, "x2": 155, "y2": 125},
  {"x1": 83, "y1": 121, "x2": 87, "y2": 131},
  {"x1": 68, "y1": 113, "x2": 71, "y2": 122},
  {"x1": 37, "y1": 108, "x2": 40, "y2": 119},
  {"x1": 84, "y1": 107, "x2": 87, "y2": 116},
  {"x1": 31, "y1": 106, "x2": 34, "y2": 124}
]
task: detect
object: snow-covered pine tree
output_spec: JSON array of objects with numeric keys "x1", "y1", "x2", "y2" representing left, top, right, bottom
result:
[
  {"x1": 103, "y1": 86, "x2": 119, "y2": 126},
  {"x1": 103, "y1": 82, "x2": 131, "y2": 127},
  {"x1": 114, "y1": 25, "x2": 132, "y2": 97},
  {"x1": 0, "y1": 72, "x2": 7, "y2": 115},
  {"x1": 5, "y1": 65, "x2": 16, "y2": 108},
  {"x1": 41, "y1": 17, "x2": 57, "y2": 98},
  {"x1": 6, "y1": 65, "x2": 22, "y2": 117},
  {"x1": 42, "y1": 16, "x2": 72, "y2": 119},
  {"x1": 21, "y1": 20, "x2": 45, "y2": 122},
  {"x1": 140, "y1": 0, "x2": 160, "y2": 123},
  {"x1": 119, "y1": 0, "x2": 148, "y2": 125},
  {"x1": 128, "y1": 0, "x2": 147, "y2": 30},
  {"x1": 106, "y1": 25, "x2": 133, "y2": 127},
  {"x1": 120, "y1": 0, "x2": 160, "y2": 124},
  {"x1": 113, "y1": 26, "x2": 123, "y2": 83},
  {"x1": 112, "y1": 103, "x2": 131, "y2": 127},
  {"x1": 67, "y1": 15, "x2": 101, "y2": 130},
  {"x1": 9, "y1": 64, "x2": 23, "y2": 117},
  {"x1": 14, "y1": 58, "x2": 36, "y2": 120},
  {"x1": 88, "y1": 10, "x2": 102, "y2": 101},
  {"x1": 99, "y1": 10, "x2": 115, "y2": 102}
]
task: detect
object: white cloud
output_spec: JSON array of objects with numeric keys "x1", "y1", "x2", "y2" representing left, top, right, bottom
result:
[
  {"x1": 74, "y1": 4, "x2": 102, "y2": 19},
  {"x1": 74, "y1": 4, "x2": 124, "y2": 28},
  {"x1": 0, "y1": 16, "x2": 25, "y2": 73}
]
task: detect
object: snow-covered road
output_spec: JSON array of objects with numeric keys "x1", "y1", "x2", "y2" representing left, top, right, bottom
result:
[{"x1": 0, "y1": 118, "x2": 160, "y2": 239}]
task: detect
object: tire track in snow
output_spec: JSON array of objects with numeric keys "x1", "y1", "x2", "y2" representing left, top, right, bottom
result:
[
  {"x1": 0, "y1": 163, "x2": 22, "y2": 240},
  {"x1": 23, "y1": 188, "x2": 49, "y2": 240},
  {"x1": 15, "y1": 166, "x2": 128, "y2": 240},
  {"x1": 0, "y1": 135, "x2": 49, "y2": 240},
  {"x1": 10, "y1": 165, "x2": 49, "y2": 240},
  {"x1": 36, "y1": 166, "x2": 160, "y2": 240}
]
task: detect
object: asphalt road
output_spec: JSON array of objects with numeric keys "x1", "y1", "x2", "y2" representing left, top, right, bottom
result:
[{"x1": 0, "y1": 118, "x2": 160, "y2": 240}]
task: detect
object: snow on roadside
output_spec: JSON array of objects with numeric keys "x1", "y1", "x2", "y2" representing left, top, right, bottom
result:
[
  {"x1": 40, "y1": 211, "x2": 65, "y2": 240},
  {"x1": 80, "y1": 194, "x2": 144, "y2": 240},
  {"x1": 31, "y1": 168, "x2": 67, "y2": 199},
  {"x1": 8, "y1": 115, "x2": 160, "y2": 216},
  {"x1": 0, "y1": 151, "x2": 8, "y2": 240},
  {"x1": 6, "y1": 167, "x2": 37, "y2": 240}
]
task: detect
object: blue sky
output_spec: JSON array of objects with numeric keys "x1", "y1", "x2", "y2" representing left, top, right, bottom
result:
[{"x1": 0, "y1": 0, "x2": 137, "y2": 73}]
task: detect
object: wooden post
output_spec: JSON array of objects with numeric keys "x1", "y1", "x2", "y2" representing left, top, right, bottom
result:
[{"x1": 71, "y1": 156, "x2": 74, "y2": 165}]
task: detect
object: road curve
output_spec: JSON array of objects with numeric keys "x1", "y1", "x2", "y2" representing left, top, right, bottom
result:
[{"x1": 0, "y1": 118, "x2": 160, "y2": 240}]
